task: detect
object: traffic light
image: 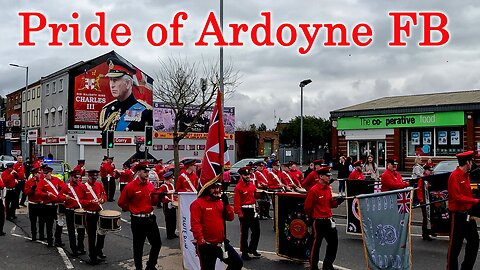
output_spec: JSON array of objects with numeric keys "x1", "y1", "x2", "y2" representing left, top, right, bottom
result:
[
  {"x1": 145, "y1": 126, "x2": 153, "y2": 146},
  {"x1": 101, "y1": 131, "x2": 107, "y2": 149},
  {"x1": 107, "y1": 130, "x2": 115, "y2": 148}
]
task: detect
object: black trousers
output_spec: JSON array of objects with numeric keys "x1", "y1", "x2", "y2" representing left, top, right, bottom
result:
[
  {"x1": 0, "y1": 198, "x2": 5, "y2": 233},
  {"x1": 131, "y1": 215, "x2": 162, "y2": 270},
  {"x1": 197, "y1": 240, "x2": 243, "y2": 270},
  {"x1": 28, "y1": 203, "x2": 42, "y2": 239},
  {"x1": 421, "y1": 205, "x2": 429, "y2": 237},
  {"x1": 15, "y1": 180, "x2": 26, "y2": 205},
  {"x1": 102, "y1": 177, "x2": 116, "y2": 201},
  {"x1": 5, "y1": 189, "x2": 18, "y2": 219},
  {"x1": 41, "y1": 204, "x2": 57, "y2": 245},
  {"x1": 239, "y1": 208, "x2": 260, "y2": 254},
  {"x1": 447, "y1": 212, "x2": 479, "y2": 270},
  {"x1": 310, "y1": 219, "x2": 338, "y2": 270},
  {"x1": 86, "y1": 212, "x2": 105, "y2": 260},
  {"x1": 257, "y1": 191, "x2": 271, "y2": 218},
  {"x1": 65, "y1": 208, "x2": 85, "y2": 253},
  {"x1": 162, "y1": 203, "x2": 177, "y2": 238}
]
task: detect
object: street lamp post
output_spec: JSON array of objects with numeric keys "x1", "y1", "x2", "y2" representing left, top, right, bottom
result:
[
  {"x1": 299, "y1": 79, "x2": 312, "y2": 168},
  {"x1": 10, "y1": 63, "x2": 29, "y2": 157}
]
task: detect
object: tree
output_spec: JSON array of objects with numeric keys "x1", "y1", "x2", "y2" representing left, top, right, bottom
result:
[
  {"x1": 154, "y1": 56, "x2": 240, "y2": 178},
  {"x1": 258, "y1": 123, "x2": 267, "y2": 131},
  {"x1": 279, "y1": 116, "x2": 331, "y2": 150}
]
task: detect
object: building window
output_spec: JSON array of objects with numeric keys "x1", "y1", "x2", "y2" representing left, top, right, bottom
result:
[
  {"x1": 407, "y1": 128, "x2": 464, "y2": 157},
  {"x1": 52, "y1": 81, "x2": 56, "y2": 94},
  {"x1": 46, "y1": 84, "x2": 50, "y2": 96},
  {"x1": 44, "y1": 109, "x2": 49, "y2": 126},
  {"x1": 31, "y1": 109, "x2": 35, "y2": 128},
  {"x1": 22, "y1": 92, "x2": 25, "y2": 103},
  {"x1": 26, "y1": 111, "x2": 29, "y2": 127},
  {"x1": 59, "y1": 79, "x2": 63, "y2": 92},
  {"x1": 27, "y1": 90, "x2": 30, "y2": 100},
  {"x1": 37, "y1": 87, "x2": 40, "y2": 98},
  {"x1": 51, "y1": 107, "x2": 56, "y2": 126},
  {"x1": 57, "y1": 105, "x2": 64, "y2": 125},
  {"x1": 22, "y1": 112, "x2": 26, "y2": 128},
  {"x1": 36, "y1": 108, "x2": 40, "y2": 126}
]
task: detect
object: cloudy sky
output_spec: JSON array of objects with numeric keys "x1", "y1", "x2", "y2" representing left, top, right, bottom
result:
[{"x1": 1, "y1": 0, "x2": 480, "y2": 129}]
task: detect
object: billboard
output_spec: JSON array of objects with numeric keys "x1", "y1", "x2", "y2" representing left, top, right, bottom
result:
[
  {"x1": 153, "y1": 102, "x2": 235, "y2": 138},
  {"x1": 72, "y1": 55, "x2": 153, "y2": 131}
]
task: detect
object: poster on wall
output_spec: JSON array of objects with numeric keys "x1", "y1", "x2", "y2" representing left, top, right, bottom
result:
[
  {"x1": 423, "y1": 131, "x2": 432, "y2": 145},
  {"x1": 153, "y1": 102, "x2": 235, "y2": 136},
  {"x1": 438, "y1": 131, "x2": 448, "y2": 145},
  {"x1": 72, "y1": 53, "x2": 154, "y2": 131},
  {"x1": 450, "y1": 131, "x2": 460, "y2": 145},
  {"x1": 411, "y1": 132, "x2": 420, "y2": 145}
]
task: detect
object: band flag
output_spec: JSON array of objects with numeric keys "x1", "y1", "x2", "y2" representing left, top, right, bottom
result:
[
  {"x1": 346, "y1": 180, "x2": 375, "y2": 235},
  {"x1": 358, "y1": 188, "x2": 413, "y2": 270}
]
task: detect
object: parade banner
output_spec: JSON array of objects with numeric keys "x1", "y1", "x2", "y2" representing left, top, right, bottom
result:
[
  {"x1": 275, "y1": 192, "x2": 312, "y2": 262},
  {"x1": 424, "y1": 172, "x2": 451, "y2": 235},
  {"x1": 346, "y1": 180, "x2": 375, "y2": 235},
  {"x1": 358, "y1": 188, "x2": 413, "y2": 270},
  {"x1": 178, "y1": 192, "x2": 224, "y2": 270}
]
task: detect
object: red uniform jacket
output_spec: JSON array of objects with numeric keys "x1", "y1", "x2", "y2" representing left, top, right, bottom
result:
[
  {"x1": 73, "y1": 165, "x2": 86, "y2": 177},
  {"x1": 118, "y1": 169, "x2": 134, "y2": 184},
  {"x1": 78, "y1": 181, "x2": 106, "y2": 212},
  {"x1": 157, "y1": 182, "x2": 175, "y2": 204},
  {"x1": 349, "y1": 169, "x2": 365, "y2": 180},
  {"x1": 176, "y1": 171, "x2": 199, "y2": 192},
  {"x1": 289, "y1": 169, "x2": 303, "y2": 186},
  {"x1": 154, "y1": 164, "x2": 165, "y2": 181},
  {"x1": 303, "y1": 170, "x2": 319, "y2": 191},
  {"x1": 13, "y1": 163, "x2": 25, "y2": 180},
  {"x1": 448, "y1": 167, "x2": 479, "y2": 212},
  {"x1": 233, "y1": 180, "x2": 257, "y2": 217},
  {"x1": 118, "y1": 178, "x2": 160, "y2": 215},
  {"x1": 100, "y1": 162, "x2": 115, "y2": 178},
  {"x1": 381, "y1": 170, "x2": 408, "y2": 191},
  {"x1": 253, "y1": 170, "x2": 269, "y2": 189},
  {"x1": 24, "y1": 177, "x2": 43, "y2": 203},
  {"x1": 304, "y1": 182, "x2": 339, "y2": 219},
  {"x1": 190, "y1": 196, "x2": 234, "y2": 244},
  {"x1": 1, "y1": 169, "x2": 16, "y2": 188},
  {"x1": 36, "y1": 176, "x2": 66, "y2": 204},
  {"x1": 61, "y1": 181, "x2": 85, "y2": 209},
  {"x1": 267, "y1": 170, "x2": 283, "y2": 189},
  {"x1": 0, "y1": 176, "x2": 4, "y2": 190}
]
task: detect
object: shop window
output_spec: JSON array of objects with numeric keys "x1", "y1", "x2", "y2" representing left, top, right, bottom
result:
[
  {"x1": 407, "y1": 128, "x2": 463, "y2": 157},
  {"x1": 348, "y1": 141, "x2": 359, "y2": 158}
]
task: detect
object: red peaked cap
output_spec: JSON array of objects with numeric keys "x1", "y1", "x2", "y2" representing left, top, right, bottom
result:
[{"x1": 353, "y1": 160, "x2": 363, "y2": 167}]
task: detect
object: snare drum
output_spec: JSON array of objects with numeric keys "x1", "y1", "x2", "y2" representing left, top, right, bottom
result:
[
  {"x1": 98, "y1": 210, "x2": 122, "y2": 232},
  {"x1": 74, "y1": 208, "x2": 86, "y2": 228}
]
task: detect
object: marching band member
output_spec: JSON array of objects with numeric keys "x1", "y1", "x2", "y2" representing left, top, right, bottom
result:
[
  {"x1": 267, "y1": 161, "x2": 287, "y2": 191},
  {"x1": 78, "y1": 169, "x2": 107, "y2": 265},
  {"x1": 0, "y1": 167, "x2": 5, "y2": 236},
  {"x1": 118, "y1": 162, "x2": 162, "y2": 270},
  {"x1": 234, "y1": 167, "x2": 261, "y2": 261},
  {"x1": 14, "y1": 155, "x2": 27, "y2": 207},
  {"x1": 303, "y1": 160, "x2": 325, "y2": 191},
  {"x1": 288, "y1": 162, "x2": 304, "y2": 188},
  {"x1": 61, "y1": 170, "x2": 86, "y2": 256},
  {"x1": 24, "y1": 167, "x2": 43, "y2": 241},
  {"x1": 158, "y1": 171, "x2": 178, "y2": 239},
  {"x1": 281, "y1": 163, "x2": 301, "y2": 190},
  {"x1": 418, "y1": 163, "x2": 434, "y2": 241},
  {"x1": 348, "y1": 160, "x2": 364, "y2": 180},
  {"x1": 253, "y1": 161, "x2": 271, "y2": 219},
  {"x1": 73, "y1": 159, "x2": 86, "y2": 178},
  {"x1": 447, "y1": 151, "x2": 480, "y2": 270},
  {"x1": 381, "y1": 157, "x2": 409, "y2": 191},
  {"x1": 176, "y1": 159, "x2": 199, "y2": 192},
  {"x1": 3, "y1": 163, "x2": 18, "y2": 221},
  {"x1": 191, "y1": 179, "x2": 243, "y2": 270},
  {"x1": 154, "y1": 159, "x2": 165, "y2": 182},
  {"x1": 33, "y1": 155, "x2": 44, "y2": 169},
  {"x1": 100, "y1": 156, "x2": 116, "y2": 202},
  {"x1": 36, "y1": 166, "x2": 66, "y2": 247},
  {"x1": 117, "y1": 162, "x2": 134, "y2": 193},
  {"x1": 304, "y1": 167, "x2": 344, "y2": 270}
]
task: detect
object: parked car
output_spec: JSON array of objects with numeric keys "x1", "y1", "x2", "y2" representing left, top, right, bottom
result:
[
  {"x1": 229, "y1": 158, "x2": 265, "y2": 184},
  {"x1": 164, "y1": 157, "x2": 202, "y2": 172},
  {"x1": 433, "y1": 160, "x2": 458, "y2": 174},
  {"x1": 43, "y1": 160, "x2": 71, "y2": 182},
  {"x1": 0, "y1": 155, "x2": 16, "y2": 169}
]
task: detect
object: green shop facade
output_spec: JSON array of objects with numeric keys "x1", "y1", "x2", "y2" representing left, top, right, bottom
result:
[{"x1": 330, "y1": 90, "x2": 480, "y2": 170}]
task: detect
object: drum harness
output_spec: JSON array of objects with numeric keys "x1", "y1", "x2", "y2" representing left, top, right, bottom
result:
[
  {"x1": 85, "y1": 182, "x2": 104, "y2": 211},
  {"x1": 161, "y1": 182, "x2": 175, "y2": 209},
  {"x1": 269, "y1": 171, "x2": 285, "y2": 191},
  {"x1": 282, "y1": 171, "x2": 296, "y2": 188},
  {"x1": 181, "y1": 172, "x2": 197, "y2": 192},
  {"x1": 68, "y1": 183, "x2": 83, "y2": 209}
]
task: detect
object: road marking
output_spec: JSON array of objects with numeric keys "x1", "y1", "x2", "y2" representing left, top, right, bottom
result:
[
  {"x1": 10, "y1": 225, "x2": 16, "y2": 234},
  {"x1": 57, "y1": 247, "x2": 75, "y2": 269}
]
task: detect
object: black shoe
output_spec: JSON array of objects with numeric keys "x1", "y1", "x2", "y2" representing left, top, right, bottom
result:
[
  {"x1": 167, "y1": 235, "x2": 179, "y2": 239},
  {"x1": 241, "y1": 254, "x2": 251, "y2": 261},
  {"x1": 31, "y1": 236, "x2": 37, "y2": 241},
  {"x1": 78, "y1": 249, "x2": 86, "y2": 255},
  {"x1": 88, "y1": 259, "x2": 99, "y2": 265},
  {"x1": 39, "y1": 236, "x2": 45, "y2": 241},
  {"x1": 97, "y1": 253, "x2": 107, "y2": 260},
  {"x1": 20, "y1": 204, "x2": 27, "y2": 207},
  {"x1": 0, "y1": 232, "x2": 6, "y2": 236},
  {"x1": 72, "y1": 251, "x2": 81, "y2": 257},
  {"x1": 47, "y1": 242, "x2": 54, "y2": 247},
  {"x1": 265, "y1": 216, "x2": 273, "y2": 220},
  {"x1": 12, "y1": 216, "x2": 17, "y2": 220},
  {"x1": 422, "y1": 235, "x2": 433, "y2": 241},
  {"x1": 249, "y1": 251, "x2": 261, "y2": 257},
  {"x1": 55, "y1": 242, "x2": 65, "y2": 247}
]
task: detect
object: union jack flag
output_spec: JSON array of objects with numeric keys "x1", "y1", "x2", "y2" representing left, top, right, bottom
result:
[{"x1": 397, "y1": 191, "x2": 411, "y2": 214}]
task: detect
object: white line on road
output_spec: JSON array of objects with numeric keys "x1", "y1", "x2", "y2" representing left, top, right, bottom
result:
[
  {"x1": 10, "y1": 225, "x2": 16, "y2": 234},
  {"x1": 57, "y1": 247, "x2": 75, "y2": 269}
]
